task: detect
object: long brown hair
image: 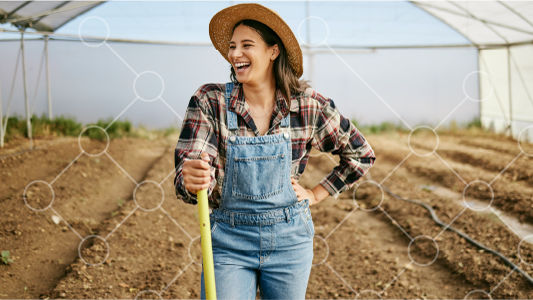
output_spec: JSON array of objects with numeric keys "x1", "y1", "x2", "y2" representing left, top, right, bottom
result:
[{"x1": 229, "y1": 19, "x2": 311, "y2": 103}]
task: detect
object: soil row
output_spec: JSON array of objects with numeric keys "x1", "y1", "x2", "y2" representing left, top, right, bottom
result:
[
  {"x1": 0, "y1": 137, "x2": 171, "y2": 298},
  {"x1": 370, "y1": 134, "x2": 533, "y2": 224},
  {"x1": 361, "y1": 155, "x2": 533, "y2": 298}
]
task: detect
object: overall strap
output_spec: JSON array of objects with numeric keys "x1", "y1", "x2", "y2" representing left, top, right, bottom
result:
[
  {"x1": 280, "y1": 112, "x2": 290, "y2": 128},
  {"x1": 225, "y1": 82, "x2": 238, "y2": 131}
]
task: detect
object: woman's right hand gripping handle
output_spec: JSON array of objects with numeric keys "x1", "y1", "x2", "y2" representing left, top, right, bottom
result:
[{"x1": 182, "y1": 152, "x2": 212, "y2": 194}]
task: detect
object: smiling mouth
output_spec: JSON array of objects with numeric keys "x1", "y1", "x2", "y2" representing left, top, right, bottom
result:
[
  {"x1": 237, "y1": 65, "x2": 250, "y2": 72},
  {"x1": 235, "y1": 63, "x2": 251, "y2": 73}
]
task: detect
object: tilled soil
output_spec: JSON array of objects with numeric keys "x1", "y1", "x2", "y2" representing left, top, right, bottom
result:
[
  {"x1": 1, "y1": 132, "x2": 532, "y2": 299},
  {"x1": 0, "y1": 137, "x2": 170, "y2": 298},
  {"x1": 371, "y1": 131, "x2": 533, "y2": 224}
]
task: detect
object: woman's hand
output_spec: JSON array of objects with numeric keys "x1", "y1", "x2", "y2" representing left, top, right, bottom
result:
[
  {"x1": 291, "y1": 178, "x2": 317, "y2": 206},
  {"x1": 182, "y1": 152, "x2": 211, "y2": 194}
]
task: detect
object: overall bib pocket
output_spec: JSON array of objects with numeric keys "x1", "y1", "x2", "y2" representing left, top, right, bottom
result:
[{"x1": 232, "y1": 153, "x2": 286, "y2": 200}]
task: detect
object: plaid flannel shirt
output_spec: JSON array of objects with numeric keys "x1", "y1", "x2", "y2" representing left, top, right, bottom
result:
[{"x1": 174, "y1": 82, "x2": 375, "y2": 208}]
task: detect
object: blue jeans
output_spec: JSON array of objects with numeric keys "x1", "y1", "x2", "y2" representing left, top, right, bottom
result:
[{"x1": 201, "y1": 199, "x2": 314, "y2": 299}]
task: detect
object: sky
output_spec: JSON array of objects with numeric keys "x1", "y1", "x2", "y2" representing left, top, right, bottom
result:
[{"x1": 0, "y1": 1, "x2": 479, "y2": 129}]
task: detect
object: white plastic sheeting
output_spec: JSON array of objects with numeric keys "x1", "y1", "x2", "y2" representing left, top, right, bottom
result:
[
  {"x1": 479, "y1": 45, "x2": 533, "y2": 140},
  {"x1": 412, "y1": 1, "x2": 533, "y2": 141},
  {"x1": 411, "y1": 1, "x2": 533, "y2": 46},
  {"x1": 0, "y1": 1, "x2": 104, "y2": 32}
]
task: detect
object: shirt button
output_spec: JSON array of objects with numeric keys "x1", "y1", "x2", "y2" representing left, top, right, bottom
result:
[
  {"x1": 283, "y1": 132, "x2": 290, "y2": 139},
  {"x1": 229, "y1": 136, "x2": 236, "y2": 143}
]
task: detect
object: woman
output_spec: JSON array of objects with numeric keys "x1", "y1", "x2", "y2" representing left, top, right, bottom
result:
[{"x1": 174, "y1": 3, "x2": 376, "y2": 299}]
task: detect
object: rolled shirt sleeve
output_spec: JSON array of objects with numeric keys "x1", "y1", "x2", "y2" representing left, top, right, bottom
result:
[
  {"x1": 312, "y1": 97, "x2": 376, "y2": 197},
  {"x1": 174, "y1": 86, "x2": 219, "y2": 205}
]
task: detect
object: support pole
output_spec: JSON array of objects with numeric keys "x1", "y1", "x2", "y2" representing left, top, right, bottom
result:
[
  {"x1": 20, "y1": 29, "x2": 33, "y2": 148},
  {"x1": 0, "y1": 75, "x2": 4, "y2": 148},
  {"x1": 305, "y1": 0, "x2": 313, "y2": 83},
  {"x1": 507, "y1": 46, "x2": 513, "y2": 137},
  {"x1": 45, "y1": 35, "x2": 52, "y2": 119},
  {"x1": 477, "y1": 48, "x2": 483, "y2": 130}
]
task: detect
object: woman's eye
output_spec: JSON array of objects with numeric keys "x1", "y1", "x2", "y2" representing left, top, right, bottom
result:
[{"x1": 229, "y1": 45, "x2": 251, "y2": 49}]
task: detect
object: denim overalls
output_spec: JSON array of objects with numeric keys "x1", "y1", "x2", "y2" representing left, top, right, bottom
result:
[{"x1": 200, "y1": 82, "x2": 315, "y2": 300}]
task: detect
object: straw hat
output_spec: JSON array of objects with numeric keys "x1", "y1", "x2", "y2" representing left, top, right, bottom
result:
[{"x1": 209, "y1": 3, "x2": 303, "y2": 78}]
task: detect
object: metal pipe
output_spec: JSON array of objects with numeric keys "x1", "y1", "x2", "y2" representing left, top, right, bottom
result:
[
  {"x1": 477, "y1": 48, "x2": 483, "y2": 130},
  {"x1": 305, "y1": 0, "x2": 313, "y2": 83},
  {"x1": 20, "y1": 29, "x2": 33, "y2": 147},
  {"x1": 45, "y1": 35, "x2": 52, "y2": 119},
  {"x1": 507, "y1": 46, "x2": 513, "y2": 136},
  {"x1": 0, "y1": 67, "x2": 4, "y2": 148},
  {"x1": 1, "y1": 27, "x2": 531, "y2": 49}
]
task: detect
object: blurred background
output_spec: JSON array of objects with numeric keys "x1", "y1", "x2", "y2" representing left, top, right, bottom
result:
[{"x1": 1, "y1": 1, "x2": 510, "y2": 134}]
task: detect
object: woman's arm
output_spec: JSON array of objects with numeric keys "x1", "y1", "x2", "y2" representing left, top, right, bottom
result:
[
  {"x1": 174, "y1": 86, "x2": 219, "y2": 205},
  {"x1": 309, "y1": 96, "x2": 376, "y2": 203}
]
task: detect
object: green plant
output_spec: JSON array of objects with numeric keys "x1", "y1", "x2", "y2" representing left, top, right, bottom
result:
[
  {"x1": 81, "y1": 119, "x2": 133, "y2": 141},
  {"x1": 3, "y1": 114, "x2": 82, "y2": 141},
  {"x1": 2, "y1": 114, "x2": 177, "y2": 143},
  {"x1": 162, "y1": 126, "x2": 179, "y2": 137},
  {"x1": 466, "y1": 117, "x2": 481, "y2": 129},
  {"x1": 1, "y1": 250, "x2": 14, "y2": 265},
  {"x1": 352, "y1": 120, "x2": 407, "y2": 134}
]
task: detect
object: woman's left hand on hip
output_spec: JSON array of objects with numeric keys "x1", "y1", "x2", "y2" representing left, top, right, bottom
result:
[{"x1": 291, "y1": 178, "x2": 316, "y2": 206}]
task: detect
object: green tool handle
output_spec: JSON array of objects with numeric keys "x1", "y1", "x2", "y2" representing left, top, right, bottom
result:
[{"x1": 198, "y1": 188, "x2": 216, "y2": 300}]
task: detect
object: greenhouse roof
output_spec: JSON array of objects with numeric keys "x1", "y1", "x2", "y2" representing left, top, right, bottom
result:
[{"x1": 0, "y1": 1, "x2": 532, "y2": 48}]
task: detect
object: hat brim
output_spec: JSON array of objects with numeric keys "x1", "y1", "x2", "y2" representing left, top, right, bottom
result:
[{"x1": 209, "y1": 3, "x2": 303, "y2": 78}]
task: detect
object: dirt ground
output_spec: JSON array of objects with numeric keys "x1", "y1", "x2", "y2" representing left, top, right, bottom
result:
[{"x1": 1, "y1": 130, "x2": 532, "y2": 299}]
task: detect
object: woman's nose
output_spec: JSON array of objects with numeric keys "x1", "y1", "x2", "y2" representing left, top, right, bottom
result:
[{"x1": 229, "y1": 47, "x2": 242, "y2": 59}]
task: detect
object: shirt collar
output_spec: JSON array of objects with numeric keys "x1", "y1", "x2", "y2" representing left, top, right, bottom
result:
[{"x1": 227, "y1": 82, "x2": 300, "y2": 116}]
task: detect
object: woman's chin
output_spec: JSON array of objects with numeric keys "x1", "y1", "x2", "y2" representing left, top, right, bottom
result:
[{"x1": 237, "y1": 76, "x2": 251, "y2": 84}]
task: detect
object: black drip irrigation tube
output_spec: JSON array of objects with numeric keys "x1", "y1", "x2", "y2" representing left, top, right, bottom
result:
[{"x1": 380, "y1": 185, "x2": 533, "y2": 285}]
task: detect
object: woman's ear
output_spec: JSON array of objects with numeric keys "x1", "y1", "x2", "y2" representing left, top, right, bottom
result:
[{"x1": 271, "y1": 44, "x2": 279, "y2": 61}]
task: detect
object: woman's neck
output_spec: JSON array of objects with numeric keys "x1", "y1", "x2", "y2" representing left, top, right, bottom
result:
[{"x1": 242, "y1": 78, "x2": 276, "y2": 110}]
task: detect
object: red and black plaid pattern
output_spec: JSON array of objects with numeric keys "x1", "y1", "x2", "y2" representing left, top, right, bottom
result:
[{"x1": 174, "y1": 82, "x2": 376, "y2": 208}]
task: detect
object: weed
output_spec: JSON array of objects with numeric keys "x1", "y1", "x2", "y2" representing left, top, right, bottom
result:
[
  {"x1": 1, "y1": 250, "x2": 14, "y2": 265},
  {"x1": 466, "y1": 117, "x2": 481, "y2": 129},
  {"x1": 352, "y1": 120, "x2": 407, "y2": 134},
  {"x1": 2, "y1": 115, "x2": 178, "y2": 144}
]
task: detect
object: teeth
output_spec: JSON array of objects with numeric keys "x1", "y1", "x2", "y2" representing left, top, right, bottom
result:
[{"x1": 235, "y1": 62, "x2": 250, "y2": 68}]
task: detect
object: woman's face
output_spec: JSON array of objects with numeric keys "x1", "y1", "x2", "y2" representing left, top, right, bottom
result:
[{"x1": 228, "y1": 24, "x2": 279, "y2": 85}]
